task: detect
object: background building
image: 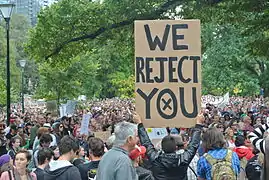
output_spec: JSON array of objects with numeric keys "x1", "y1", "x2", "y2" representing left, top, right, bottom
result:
[{"x1": 0, "y1": 0, "x2": 59, "y2": 26}]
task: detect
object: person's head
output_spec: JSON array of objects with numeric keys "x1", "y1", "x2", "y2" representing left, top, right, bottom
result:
[
  {"x1": 129, "y1": 145, "x2": 146, "y2": 165},
  {"x1": 88, "y1": 137, "x2": 105, "y2": 158},
  {"x1": 78, "y1": 146, "x2": 85, "y2": 158},
  {"x1": 225, "y1": 127, "x2": 234, "y2": 138},
  {"x1": 15, "y1": 149, "x2": 31, "y2": 170},
  {"x1": 62, "y1": 116, "x2": 70, "y2": 126},
  {"x1": 10, "y1": 136, "x2": 21, "y2": 149},
  {"x1": 46, "y1": 113, "x2": 52, "y2": 123},
  {"x1": 50, "y1": 146, "x2": 60, "y2": 160},
  {"x1": 75, "y1": 128, "x2": 82, "y2": 139},
  {"x1": 52, "y1": 122, "x2": 60, "y2": 133},
  {"x1": 58, "y1": 136, "x2": 79, "y2": 161},
  {"x1": 37, "y1": 148, "x2": 54, "y2": 167},
  {"x1": 172, "y1": 135, "x2": 184, "y2": 150},
  {"x1": 243, "y1": 116, "x2": 252, "y2": 124},
  {"x1": 37, "y1": 114, "x2": 46, "y2": 125},
  {"x1": 43, "y1": 123, "x2": 52, "y2": 132},
  {"x1": 230, "y1": 122, "x2": 239, "y2": 131},
  {"x1": 202, "y1": 127, "x2": 226, "y2": 152},
  {"x1": 235, "y1": 135, "x2": 246, "y2": 147},
  {"x1": 113, "y1": 121, "x2": 138, "y2": 151},
  {"x1": 59, "y1": 123, "x2": 64, "y2": 132},
  {"x1": 255, "y1": 117, "x2": 262, "y2": 125},
  {"x1": 0, "y1": 120, "x2": 6, "y2": 136},
  {"x1": 37, "y1": 127, "x2": 50, "y2": 139},
  {"x1": 161, "y1": 135, "x2": 177, "y2": 153},
  {"x1": 224, "y1": 114, "x2": 230, "y2": 121},
  {"x1": 0, "y1": 154, "x2": 12, "y2": 174},
  {"x1": 216, "y1": 124, "x2": 224, "y2": 133},
  {"x1": 39, "y1": 134, "x2": 52, "y2": 148},
  {"x1": 10, "y1": 124, "x2": 17, "y2": 134}
]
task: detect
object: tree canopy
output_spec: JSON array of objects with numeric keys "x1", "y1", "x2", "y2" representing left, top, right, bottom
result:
[{"x1": 24, "y1": 0, "x2": 269, "y2": 101}]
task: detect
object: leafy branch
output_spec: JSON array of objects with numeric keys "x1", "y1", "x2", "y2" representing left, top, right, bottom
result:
[{"x1": 45, "y1": 0, "x2": 223, "y2": 59}]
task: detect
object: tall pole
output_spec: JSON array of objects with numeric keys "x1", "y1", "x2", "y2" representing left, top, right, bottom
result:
[
  {"x1": 21, "y1": 68, "x2": 24, "y2": 114},
  {"x1": 6, "y1": 18, "x2": 10, "y2": 126}
]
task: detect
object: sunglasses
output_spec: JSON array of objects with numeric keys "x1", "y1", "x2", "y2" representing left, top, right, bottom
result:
[{"x1": 59, "y1": 126, "x2": 63, "y2": 128}]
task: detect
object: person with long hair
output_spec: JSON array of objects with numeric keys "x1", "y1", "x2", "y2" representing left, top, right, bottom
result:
[
  {"x1": 8, "y1": 136, "x2": 21, "y2": 161},
  {"x1": 225, "y1": 127, "x2": 235, "y2": 149},
  {"x1": 0, "y1": 149, "x2": 37, "y2": 180},
  {"x1": 197, "y1": 127, "x2": 240, "y2": 180}
]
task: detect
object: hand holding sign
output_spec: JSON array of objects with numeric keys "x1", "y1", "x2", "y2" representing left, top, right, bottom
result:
[
  {"x1": 133, "y1": 112, "x2": 142, "y2": 124},
  {"x1": 196, "y1": 112, "x2": 205, "y2": 125}
]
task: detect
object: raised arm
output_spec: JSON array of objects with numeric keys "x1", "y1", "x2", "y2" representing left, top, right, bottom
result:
[{"x1": 248, "y1": 124, "x2": 269, "y2": 154}]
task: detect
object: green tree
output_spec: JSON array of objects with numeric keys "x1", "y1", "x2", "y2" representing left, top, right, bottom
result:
[{"x1": 0, "y1": 14, "x2": 34, "y2": 105}]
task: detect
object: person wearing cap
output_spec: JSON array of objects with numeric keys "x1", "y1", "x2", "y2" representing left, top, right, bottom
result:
[
  {"x1": 129, "y1": 145, "x2": 154, "y2": 180},
  {"x1": 43, "y1": 123, "x2": 57, "y2": 147},
  {"x1": 5, "y1": 124, "x2": 17, "y2": 140},
  {"x1": 0, "y1": 154, "x2": 13, "y2": 175}
]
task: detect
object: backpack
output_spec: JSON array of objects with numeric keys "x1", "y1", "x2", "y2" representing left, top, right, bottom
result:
[
  {"x1": 238, "y1": 157, "x2": 248, "y2": 180},
  {"x1": 205, "y1": 150, "x2": 236, "y2": 180}
]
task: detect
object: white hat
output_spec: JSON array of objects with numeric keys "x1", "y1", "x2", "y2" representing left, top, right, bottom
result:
[{"x1": 43, "y1": 123, "x2": 51, "y2": 128}]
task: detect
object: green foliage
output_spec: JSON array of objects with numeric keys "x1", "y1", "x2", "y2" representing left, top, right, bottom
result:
[
  {"x1": 25, "y1": 0, "x2": 269, "y2": 99},
  {"x1": 0, "y1": 14, "x2": 34, "y2": 105}
]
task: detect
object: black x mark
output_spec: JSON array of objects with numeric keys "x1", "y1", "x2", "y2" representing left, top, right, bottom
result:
[{"x1": 162, "y1": 98, "x2": 172, "y2": 111}]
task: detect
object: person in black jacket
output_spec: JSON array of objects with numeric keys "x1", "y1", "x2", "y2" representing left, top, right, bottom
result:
[
  {"x1": 34, "y1": 148, "x2": 54, "y2": 180},
  {"x1": 133, "y1": 113, "x2": 204, "y2": 180},
  {"x1": 44, "y1": 136, "x2": 82, "y2": 180}
]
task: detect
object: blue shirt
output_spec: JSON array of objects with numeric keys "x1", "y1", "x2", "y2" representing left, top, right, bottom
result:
[{"x1": 197, "y1": 148, "x2": 240, "y2": 180}]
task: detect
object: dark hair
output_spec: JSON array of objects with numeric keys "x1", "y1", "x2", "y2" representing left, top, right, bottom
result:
[
  {"x1": 40, "y1": 134, "x2": 52, "y2": 146},
  {"x1": 161, "y1": 135, "x2": 177, "y2": 153},
  {"x1": 9, "y1": 136, "x2": 21, "y2": 148},
  {"x1": 88, "y1": 137, "x2": 105, "y2": 157},
  {"x1": 235, "y1": 135, "x2": 246, "y2": 147},
  {"x1": 37, "y1": 148, "x2": 54, "y2": 165},
  {"x1": 173, "y1": 135, "x2": 184, "y2": 149},
  {"x1": 59, "y1": 136, "x2": 79, "y2": 155},
  {"x1": 16, "y1": 149, "x2": 31, "y2": 162},
  {"x1": 202, "y1": 127, "x2": 226, "y2": 151}
]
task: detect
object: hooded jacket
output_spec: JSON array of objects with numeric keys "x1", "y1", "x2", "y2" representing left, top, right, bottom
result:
[
  {"x1": 44, "y1": 160, "x2": 82, "y2": 180},
  {"x1": 138, "y1": 123, "x2": 202, "y2": 180},
  {"x1": 233, "y1": 146, "x2": 254, "y2": 160}
]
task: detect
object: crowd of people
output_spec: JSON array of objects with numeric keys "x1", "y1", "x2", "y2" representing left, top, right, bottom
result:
[{"x1": 0, "y1": 96, "x2": 268, "y2": 180}]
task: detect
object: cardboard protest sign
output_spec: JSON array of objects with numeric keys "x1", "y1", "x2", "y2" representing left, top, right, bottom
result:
[
  {"x1": 135, "y1": 20, "x2": 201, "y2": 128},
  {"x1": 80, "y1": 114, "x2": 91, "y2": 135},
  {"x1": 94, "y1": 131, "x2": 111, "y2": 142},
  {"x1": 146, "y1": 128, "x2": 168, "y2": 147},
  {"x1": 59, "y1": 104, "x2": 67, "y2": 118},
  {"x1": 46, "y1": 100, "x2": 58, "y2": 116},
  {"x1": 65, "y1": 100, "x2": 77, "y2": 116}
]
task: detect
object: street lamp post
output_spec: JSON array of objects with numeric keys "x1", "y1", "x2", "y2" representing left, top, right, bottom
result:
[
  {"x1": 0, "y1": 3, "x2": 15, "y2": 126},
  {"x1": 19, "y1": 60, "x2": 26, "y2": 114}
]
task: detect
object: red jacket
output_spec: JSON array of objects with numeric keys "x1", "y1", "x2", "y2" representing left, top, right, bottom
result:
[{"x1": 233, "y1": 146, "x2": 254, "y2": 160}]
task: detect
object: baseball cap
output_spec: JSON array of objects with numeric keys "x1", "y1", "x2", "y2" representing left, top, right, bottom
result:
[
  {"x1": 10, "y1": 124, "x2": 17, "y2": 131},
  {"x1": 0, "y1": 154, "x2": 11, "y2": 167},
  {"x1": 129, "y1": 146, "x2": 146, "y2": 160}
]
